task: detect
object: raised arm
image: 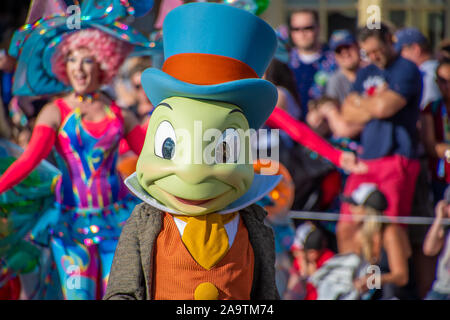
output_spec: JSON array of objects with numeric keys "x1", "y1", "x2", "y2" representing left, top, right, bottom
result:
[
  {"x1": 341, "y1": 93, "x2": 373, "y2": 124},
  {"x1": 266, "y1": 107, "x2": 367, "y2": 174},
  {"x1": 360, "y1": 89, "x2": 407, "y2": 119},
  {"x1": 320, "y1": 102, "x2": 364, "y2": 138},
  {"x1": 0, "y1": 102, "x2": 60, "y2": 194},
  {"x1": 423, "y1": 200, "x2": 447, "y2": 256},
  {"x1": 267, "y1": 107, "x2": 342, "y2": 165}
]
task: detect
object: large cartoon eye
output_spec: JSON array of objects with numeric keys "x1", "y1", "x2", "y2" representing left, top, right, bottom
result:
[
  {"x1": 215, "y1": 128, "x2": 240, "y2": 164},
  {"x1": 154, "y1": 121, "x2": 176, "y2": 160}
]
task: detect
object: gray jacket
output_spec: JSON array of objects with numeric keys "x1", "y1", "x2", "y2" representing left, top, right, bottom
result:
[
  {"x1": 104, "y1": 202, "x2": 279, "y2": 300},
  {"x1": 309, "y1": 253, "x2": 368, "y2": 300}
]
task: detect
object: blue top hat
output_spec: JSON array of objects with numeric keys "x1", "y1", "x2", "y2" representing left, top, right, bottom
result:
[{"x1": 141, "y1": 2, "x2": 278, "y2": 130}]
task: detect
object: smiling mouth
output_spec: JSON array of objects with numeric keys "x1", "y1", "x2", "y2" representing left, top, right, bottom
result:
[{"x1": 173, "y1": 196, "x2": 217, "y2": 206}]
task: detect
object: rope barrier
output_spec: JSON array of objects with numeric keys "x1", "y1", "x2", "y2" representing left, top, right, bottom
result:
[{"x1": 288, "y1": 210, "x2": 450, "y2": 225}]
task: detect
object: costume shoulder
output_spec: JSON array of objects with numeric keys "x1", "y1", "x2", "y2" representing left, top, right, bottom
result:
[
  {"x1": 132, "y1": 202, "x2": 163, "y2": 219},
  {"x1": 240, "y1": 203, "x2": 268, "y2": 223},
  {"x1": 240, "y1": 204, "x2": 280, "y2": 300},
  {"x1": 104, "y1": 202, "x2": 163, "y2": 300}
]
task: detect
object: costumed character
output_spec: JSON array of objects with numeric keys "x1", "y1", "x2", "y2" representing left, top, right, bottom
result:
[
  {"x1": 105, "y1": 2, "x2": 282, "y2": 300},
  {"x1": 0, "y1": 0, "x2": 154, "y2": 299}
]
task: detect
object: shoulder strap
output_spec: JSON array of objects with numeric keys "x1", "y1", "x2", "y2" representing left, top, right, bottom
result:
[
  {"x1": 53, "y1": 98, "x2": 73, "y2": 123},
  {"x1": 109, "y1": 101, "x2": 124, "y2": 125}
]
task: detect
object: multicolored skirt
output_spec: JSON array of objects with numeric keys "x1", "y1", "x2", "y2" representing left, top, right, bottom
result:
[
  {"x1": 1, "y1": 139, "x2": 141, "y2": 299},
  {"x1": 0, "y1": 139, "x2": 61, "y2": 299}
]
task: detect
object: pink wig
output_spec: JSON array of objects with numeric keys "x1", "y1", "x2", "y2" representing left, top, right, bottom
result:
[{"x1": 52, "y1": 28, "x2": 134, "y2": 85}]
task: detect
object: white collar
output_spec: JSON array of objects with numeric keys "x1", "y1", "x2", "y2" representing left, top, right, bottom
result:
[{"x1": 124, "y1": 172, "x2": 282, "y2": 215}]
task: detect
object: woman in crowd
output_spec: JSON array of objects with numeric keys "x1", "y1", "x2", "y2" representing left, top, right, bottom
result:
[
  {"x1": 342, "y1": 183, "x2": 414, "y2": 299},
  {"x1": 423, "y1": 188, "x2": 450, "y2": 300},
  {"x1": 421, "y1": 58, "x2": 450, "y2": 203}
]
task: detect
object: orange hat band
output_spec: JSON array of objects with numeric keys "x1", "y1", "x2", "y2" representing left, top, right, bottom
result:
[{"x1": 162, "y1": 53, "x2": 259, "y2": 85}]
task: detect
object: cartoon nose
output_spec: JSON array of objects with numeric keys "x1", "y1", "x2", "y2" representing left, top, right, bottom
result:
[{"x1": 174, "y1": 164, "x2": 214, "y2": 185}]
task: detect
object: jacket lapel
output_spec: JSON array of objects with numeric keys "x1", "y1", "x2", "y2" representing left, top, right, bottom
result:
[{"x1": 136, "y1": 204, "x2": 163, "y2": 299}]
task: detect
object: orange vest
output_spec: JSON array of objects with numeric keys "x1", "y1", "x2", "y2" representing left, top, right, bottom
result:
[{"x1": 152, "y1": 213, "x2": 254, "y2": 300}]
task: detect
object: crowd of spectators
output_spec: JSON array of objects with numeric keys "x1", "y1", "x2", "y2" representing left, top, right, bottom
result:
[
  {"x1": 275, "y1": 9, "x2": 450, "y2": 300},
  {"x1": 0, "y1": 7, "x2": 449, "y2": 300}
]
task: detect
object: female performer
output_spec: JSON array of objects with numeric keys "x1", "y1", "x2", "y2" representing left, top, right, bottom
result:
[{"x1": 0, "y1": 26, "x2": 146, "y2": 299}]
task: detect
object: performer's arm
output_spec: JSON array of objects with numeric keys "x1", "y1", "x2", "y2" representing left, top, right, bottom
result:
[
  {"x1": 117, "y1": 107, "x2": 146, "y2": 155},
  {"x1": 266, "y1": 107, "x2": 367, "y2": 174},
  {"x1": 0, "y1": 125, "x2": 56, "y2": 194},
  {"x1": 0, "y1": 103, "x2": 60, "y2": 194},
  {"x1": 266, "y1": 107, "x2": 342, "y2": 166},
  {"x1": 124, "y1": 124, "x2": 146, "y2": 155}
]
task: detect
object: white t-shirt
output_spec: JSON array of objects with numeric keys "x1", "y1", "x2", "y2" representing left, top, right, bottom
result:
[
  {"x1": 298, "y1": 52, "x2": 321, "y2": 65},
  {"x1": 419, "y1": 59, "x2": 442, "y2": 110},
  {"x1": 432, "y1": 231, "x2": 450, "y2": 293}
]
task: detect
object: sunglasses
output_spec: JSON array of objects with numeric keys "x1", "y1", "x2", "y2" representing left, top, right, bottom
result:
[{"x1": 290, "y1": 25, "x2": 316, "y2": 32}]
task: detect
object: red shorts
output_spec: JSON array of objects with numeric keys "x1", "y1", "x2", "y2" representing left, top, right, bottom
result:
[{"x1": 340, "y1": 154, "x2": 420, "y2": 223}]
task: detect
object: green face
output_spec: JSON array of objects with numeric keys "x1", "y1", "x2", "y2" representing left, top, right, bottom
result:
[{"x1": 136, "y1": 96, "x2": 254, "y2": 215}]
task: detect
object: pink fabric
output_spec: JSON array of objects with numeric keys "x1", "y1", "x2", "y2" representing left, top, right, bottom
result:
[
  {"x1": 124, "y1": 125, "x2": 146, "y2": 155},
  {"x1": 266, "y1": 107, "x2": 342, "y2": 167},
  {"x1": 26, "y1": 0, "x2": 67, "y2": 24},
  {"x1": 0, "y1": 125, "x2": 56, "y2": 194},
  {"x1": 340, "y1": 154, "x2": 421, "y2": 222},
  {"x1": 154, "y1": 0, "x2": 183, "y2": 29}
]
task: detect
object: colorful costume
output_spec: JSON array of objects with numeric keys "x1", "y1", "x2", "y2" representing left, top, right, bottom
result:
[
  {"x1": 0, "y1": 139, "x2": 60, "y2": 299},
  {"x1": 0, "y1": 0, "x2": 153, "y2": 299},
  {"x1": 105, "y1": 3, "x2": 281, "y2": 300},
  {"x1": 46, "y1": 98, "x2": 139, "y2": 299}
]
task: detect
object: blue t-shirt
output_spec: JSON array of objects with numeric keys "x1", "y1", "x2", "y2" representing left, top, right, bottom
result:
[{"x1": 351, "y1": 56, "x2": 422, "y2": 160}]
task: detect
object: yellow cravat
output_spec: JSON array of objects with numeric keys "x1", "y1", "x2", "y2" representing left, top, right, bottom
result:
[{"x1": 174, "y1": 212, "x2": 237, "y2": 270}]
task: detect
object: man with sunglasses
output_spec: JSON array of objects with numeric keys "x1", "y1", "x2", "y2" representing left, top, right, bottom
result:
[
  {"x1": 338, "y1": 23, "x2": 422, "y2": 254},
  {"x1": 288, "y1": 9, "x2": 337, "y2": 120},
  {"x1": 326, "y1": 30, "x2": 362, "y2": 104}
]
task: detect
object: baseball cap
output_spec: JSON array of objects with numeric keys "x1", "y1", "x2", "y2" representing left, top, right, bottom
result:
[
  {"x1": 394, "y1": 27, "x2": 428, "y2": 52},
  {"x1": 341, "y1": 183, "x2": 388, "y2": 212},
  {"x1": 303, "y1": 227, "x2": 326, "y2": 250},
  {"x1": 329, "y1": 30, "x2": 356, "y2": 52},
  {"x1": 292, "y1": 223, "x2": 326, "y2": 251}
]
